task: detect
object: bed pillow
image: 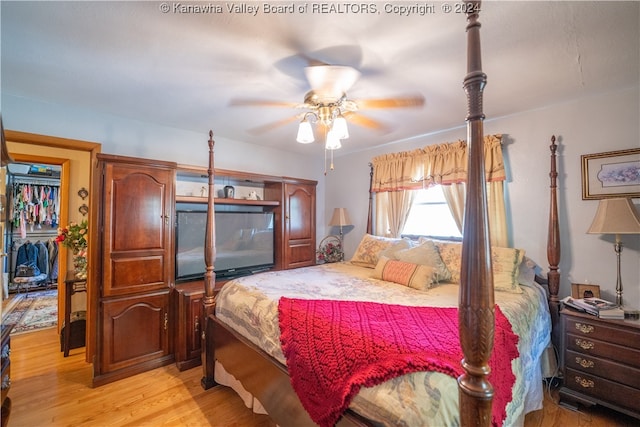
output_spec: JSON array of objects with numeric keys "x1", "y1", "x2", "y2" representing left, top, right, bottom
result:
[
  {"x1": 492, "y1": 246, "x2": 526, "y2": 293},
  {"x1": 378, "y1": 238, "x2": 412, "y2": 259},
  {"x1": 431, "y1": 240, "x2": 463, "y2": 284},
  {"x1": 394, "y1": 239, "x2": 452, "y2": 283},
  {"x1": 517, "y1": 256, "x2": 540, "y2": 287},
  {"x1": 431, "y1": 240, "x2": 526, "y2": 293},
  {"x1": 373, "y1": 256, "x2": 437, "y2": 291},
  {"x1": 350, "y1": 234, "x2": 404, "y2": 268}
]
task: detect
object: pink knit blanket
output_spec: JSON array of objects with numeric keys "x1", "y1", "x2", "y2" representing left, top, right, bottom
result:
[{"x1": 278, "y1": 298, "x2": 519, "y2": 427}]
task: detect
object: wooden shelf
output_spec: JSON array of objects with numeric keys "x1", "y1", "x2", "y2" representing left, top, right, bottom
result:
[{"x1": 175, "y1": 195, "x2": 280, "y2": 207}]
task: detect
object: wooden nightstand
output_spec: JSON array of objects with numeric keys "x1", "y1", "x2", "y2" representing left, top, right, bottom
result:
[{"x1": 559, "y1": 308, "x2": 640, "y2": 419}]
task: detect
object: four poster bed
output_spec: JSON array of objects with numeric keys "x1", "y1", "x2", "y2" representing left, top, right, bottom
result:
[{"x1": 199, "y1": 5, "x2": 561, "y2": 427}]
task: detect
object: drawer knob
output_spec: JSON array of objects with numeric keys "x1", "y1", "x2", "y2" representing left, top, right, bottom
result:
[
  {"x1": 575, "y1": 376, "x2": 595, "y2": 388},
  {"x1": 575, "y1": 323, "x2": 594, "y2": 334},
  {"x1": 575, "y1": 356, "x2": 594, "y2": 368},
  {"x1": 576, "y1": 338, "x2": 594, "y2": 350}
]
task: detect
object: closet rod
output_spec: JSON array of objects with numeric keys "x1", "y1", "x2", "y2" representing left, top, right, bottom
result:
[
  {"x1": 11, "y1": 175, "x2": 61, "y2": 185},
  {"x1": 12, "y1": 231, "x2": 58, "y2": 238}
]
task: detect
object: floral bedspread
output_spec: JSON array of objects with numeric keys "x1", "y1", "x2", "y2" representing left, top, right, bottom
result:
[{"x1": 215, "y1": 262, "x2": 552, "y2": 427}]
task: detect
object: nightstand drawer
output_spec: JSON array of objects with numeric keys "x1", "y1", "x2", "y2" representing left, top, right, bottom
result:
[
  {"x1": 565, "y1": 367, "x2": 640, "y2": 413},
  {"x1": 566, "y1": 349, "x2": 640, "y2": 389},
  {"x1": 566, "y1": 333, "x2": 640, "y2": 368},
  {"x1": 566, "y1": 317, "x2": 640, "y2": 351}
]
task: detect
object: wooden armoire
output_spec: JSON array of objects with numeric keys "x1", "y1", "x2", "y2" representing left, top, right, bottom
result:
[
  {"x1": 280, "y1": 180, "x2": 316, "y2": 270},
  {"x1": 91, "y1": 154, "x2": 176, "y2": 386}
]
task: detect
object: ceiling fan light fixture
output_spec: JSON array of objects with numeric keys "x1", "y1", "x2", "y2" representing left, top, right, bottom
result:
[
  {"x1": 325, "y1": 129, "x2": 342, "y2": 150},
  {"x1": 332, "y1": 114, "x2": 349, "y2": 140},
  {"x1": 296, "y1": 119, "x2": 315, "y2": 143}
]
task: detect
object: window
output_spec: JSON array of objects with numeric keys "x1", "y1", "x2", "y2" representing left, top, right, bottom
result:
[{"x1": 402, "y1": 186, "x2": 462, "y2": 239}]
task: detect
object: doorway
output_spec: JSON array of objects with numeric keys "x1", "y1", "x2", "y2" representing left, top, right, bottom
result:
[
  {"x1": 3, "y1": 161, "x2": 63, "y2": 331},
  {"x1": 3, "y1": 130, "x2": 100, "y2": 362}
]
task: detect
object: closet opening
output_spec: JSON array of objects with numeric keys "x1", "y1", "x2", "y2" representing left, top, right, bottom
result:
[
  {"x1": 6, "y1": 162, "x2": 61, "y2": 296},
  {"x1": 2, "y1": 130, "x2": 100, "y2": 364}
]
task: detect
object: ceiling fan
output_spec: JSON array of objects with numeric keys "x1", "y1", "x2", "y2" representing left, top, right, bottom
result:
[{"x1": 230, "y1": 64, "x2": 425, "y2": 147}]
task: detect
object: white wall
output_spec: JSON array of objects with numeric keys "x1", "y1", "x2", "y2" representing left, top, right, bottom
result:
[
  {"x1": 325, "y1": 86, "x2": 640, "y2": 309},
  {"x1": 2, "y1": 93, "x2": 329, "y2": 242}
]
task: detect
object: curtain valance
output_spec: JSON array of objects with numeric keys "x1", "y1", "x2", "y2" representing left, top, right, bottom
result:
[{"x1": 371, "y1": 135, "x2": 504, "y2": 193}]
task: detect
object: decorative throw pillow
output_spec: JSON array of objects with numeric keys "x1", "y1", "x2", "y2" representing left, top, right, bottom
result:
[
  {"x1": 378, "y1": 238, "x2": 412, "y2": 259},
  {"x1": 373, "y1": 257, "x2": 437, "y2": 291},
  {"x1": 492, "y1": 246, "x2": 525, "y2": 293},
  {"x1": 431, "y1": 240, "x2": 463, "y2": 284},
  {"x1": 394, "y1": 239, "x2": 452, "y2": 282},
  {"x1": 350, "y1": 234, "x2": 404, "y2": 268},
  {"x1": 431, "y1": 240, "x2": 526, "y2": 292},
  {"x1": 517, "y1": 256, "x2": 540, "y2": 287}
]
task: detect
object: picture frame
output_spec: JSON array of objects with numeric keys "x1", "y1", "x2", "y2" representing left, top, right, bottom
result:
[
  {"x1": 571, "y1": 283, "x2": 601, "y2": 299},
  {"x1": 581, "y1": 148, "x2": 640, "y2": 200}
]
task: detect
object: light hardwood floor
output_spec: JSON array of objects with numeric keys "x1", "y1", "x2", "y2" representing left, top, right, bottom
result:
[{"x1": 5, "y1": 327, "x2": 638, "y2": 426}]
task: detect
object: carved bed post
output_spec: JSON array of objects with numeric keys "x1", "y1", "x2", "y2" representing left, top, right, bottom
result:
[
  {"x1": 547, "y1": 135, "x2": 561, "y2": 347},
  {"x1": 201, "y1": 130, "x2": 218, "y2": 389},
  {"x1": 367, "y1": 162, "x2": 373, "y2": 234},
  {"x1": 458, "y1": 2, "x2": 494, "y2": 426}
]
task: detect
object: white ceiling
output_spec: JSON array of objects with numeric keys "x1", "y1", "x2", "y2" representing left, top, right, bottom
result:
[{"x1": 2, "y1": 1, "x2": 638, "y2": 155}]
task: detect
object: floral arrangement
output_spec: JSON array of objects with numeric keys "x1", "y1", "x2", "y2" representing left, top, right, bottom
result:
[
  {"x1": 56, "y1": 220, "x2": 88, "y2": 253},
  {"x1": 56, "y1": 220, "x2": 88, "y2": 278},
  {"x1": 317, "y1": 237, "x2": 343, "y2": 263}
]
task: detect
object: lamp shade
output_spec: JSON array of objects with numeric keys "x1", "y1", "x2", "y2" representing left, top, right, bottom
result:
[
  {"x1": 587, "y1": 198, "x2": 640, "y2": 235},
  {"x1": 325, "y1": 129, "x2": 342, "y2": 150},
  {"x1": 296, "y1": 120, "x2": 315, "y2": 144},
  {"x1": 332, "y1": 115, "x2": 349, "y2": 140},
  {"x1": 329, "y1": 208, "x2": 352, "y2": 227}
]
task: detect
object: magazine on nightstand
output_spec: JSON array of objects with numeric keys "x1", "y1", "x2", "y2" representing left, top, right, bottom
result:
[{"x1": 561, "y1": 296, "x2": 625, "y2": 319}]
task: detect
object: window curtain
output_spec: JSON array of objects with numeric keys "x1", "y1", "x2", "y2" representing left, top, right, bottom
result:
[
  {"x1": 370, "y1": 135, "x2": 507, "y2": 245},
  {"x1": 374, "y1": 191, "x2": 417, "y2": 238}
]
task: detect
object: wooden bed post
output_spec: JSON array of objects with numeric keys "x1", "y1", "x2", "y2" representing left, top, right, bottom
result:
[
  {"x1": 201, "y1": 130, "x2": 218, "y2": 389},
  {"x1": 547, "y1": 135, "x2": 561, "y2": 347},
  {"x1": 458, "y1": 2, "x2": 494, "y2": 426},
  {"x1": 367, "y1": 162, "x2": 373, "y2": 235}
]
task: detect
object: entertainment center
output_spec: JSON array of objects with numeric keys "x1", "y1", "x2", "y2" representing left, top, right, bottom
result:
[
  {"x1": 172, "y1": 164, "x2": 317, "y2": 370},
  {"x1": 90, "y1": 154, "x2": 317, "y2": 382}
]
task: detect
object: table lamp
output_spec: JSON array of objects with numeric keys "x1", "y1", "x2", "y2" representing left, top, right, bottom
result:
[
  {"x1": 587, "y1": 197, "x2": 640, "y2": 308},
  {"x1": 329, "y1": 208, "x2": 352, "y2": 261}
]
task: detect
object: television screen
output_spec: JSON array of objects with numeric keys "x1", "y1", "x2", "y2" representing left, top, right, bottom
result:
[{"x1": 175, "y1": 210, "x2": 275, "y2": 282}]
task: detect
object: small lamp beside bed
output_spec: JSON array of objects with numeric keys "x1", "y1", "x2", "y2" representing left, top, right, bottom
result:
[
  {"x1": 587, "y1": 197, "x2": 640, "y2": 315},
  {"x1": 328, "y1": 207, "x2": 352, "y2": 261}
]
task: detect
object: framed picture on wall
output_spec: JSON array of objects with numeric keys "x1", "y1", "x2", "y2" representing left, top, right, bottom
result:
[
  {"x1": 581, "y1": 148, "x2": 640, "y2": 200},
  {"x1": 571, "y1": 283, "x2": 601, "y2": 299}
]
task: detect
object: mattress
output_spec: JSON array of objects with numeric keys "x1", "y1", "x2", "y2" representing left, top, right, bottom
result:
[{"x1": 215, "y1": 261, "x2": 552, "y2": 426}]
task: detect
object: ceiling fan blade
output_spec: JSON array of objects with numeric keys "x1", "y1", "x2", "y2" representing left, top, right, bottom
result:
[
  {"x1": 229, "y1": 98, "x2": 301, "y2": 108},
  {"x1": 304, "y1": 65, "x2": 361, "y2": 98},
  {"x1": 344, "y1": 112, "x2": 389, "y2": 132},
  {"x1": 356, "y1": 95, "x2": 425, "y2": 109},
  {"x1": 247, "y1": 115, "x2": 300, "y2": 135}
]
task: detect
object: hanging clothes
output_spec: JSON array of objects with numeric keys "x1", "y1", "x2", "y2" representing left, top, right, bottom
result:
[
  {"x1": 48, "y1": 238, "x2": 59, "y2": 282},
  {"x1": 10, "y1": 182, "x2": 60, "y2": 238},
  {"x1": 15, "y1": 241, "x2": 41, "y2": 276}
]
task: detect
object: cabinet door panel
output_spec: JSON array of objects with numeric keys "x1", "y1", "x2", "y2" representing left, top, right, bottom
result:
[
  {"x1": 283, "y1": 183, "x2": 316, "y2": 269},
  {"x1": 187, "y1": 295, "x2": 203, "y2": 359},
  {"x1": 101, "y1": 291, "x2": 170, "y2": 373},
  {"x1": 102, "y1": 163, "x2": 174, "y2": 297}
]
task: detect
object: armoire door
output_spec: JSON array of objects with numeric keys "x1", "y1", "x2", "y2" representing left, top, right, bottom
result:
[
  {"x1": 100, "y1": 290, "x2": 170, "y2": 374},
  {"x1": 282, "y1": 182, "x2": 316, "y2": 269},
  {"x1": 93, "y1": 155, "x2": 176, "y2": 386},
  {"x1": 101, "y1": 161, "x2": 174, "y2": 297}
]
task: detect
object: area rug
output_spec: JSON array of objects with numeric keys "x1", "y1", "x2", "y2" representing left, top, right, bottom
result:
[{"x1": 2, "y1": 290, "x2": 58, "y2": 335}]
